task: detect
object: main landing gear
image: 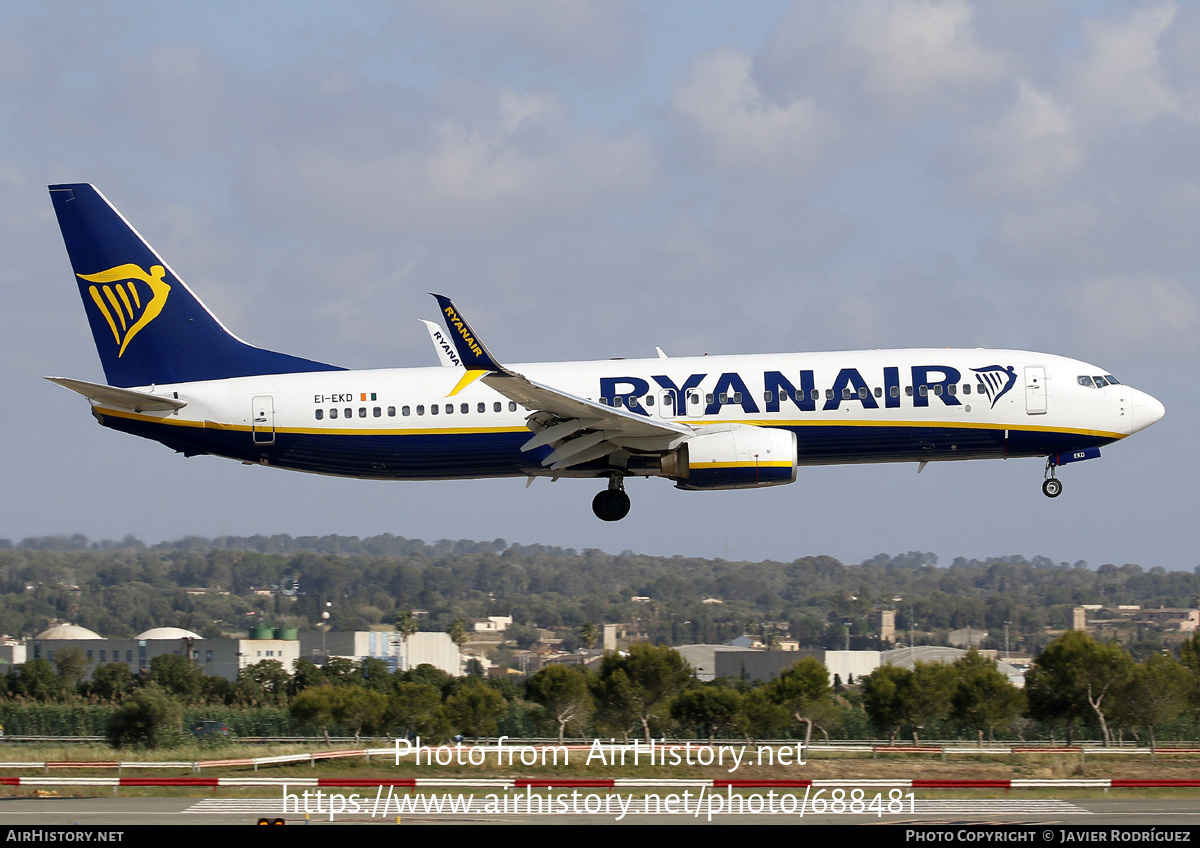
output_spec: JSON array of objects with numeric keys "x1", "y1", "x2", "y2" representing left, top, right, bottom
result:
[
  {"x1": 592, "y1": 475, "x2": 630, "y2": 521},
  {"x1": 1042, "y1": 458, "x2": 1063, "y2": 498}
]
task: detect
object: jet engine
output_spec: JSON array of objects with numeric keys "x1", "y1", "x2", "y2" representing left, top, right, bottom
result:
[{"x1": 661, "y1": 426, "x2": 797, "y2": 490}]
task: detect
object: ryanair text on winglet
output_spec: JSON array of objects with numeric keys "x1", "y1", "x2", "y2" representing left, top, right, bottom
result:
[{"x1": 442, "y1": 305, "x2": 484, "y2": 358}]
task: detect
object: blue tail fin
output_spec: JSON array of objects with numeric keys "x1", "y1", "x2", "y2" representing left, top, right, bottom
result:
[{"x1": 49, "y1": 184, "x2": 344, "y2": 387}]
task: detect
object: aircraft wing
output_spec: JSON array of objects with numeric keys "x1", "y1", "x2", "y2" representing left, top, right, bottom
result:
[
  {"x1": 45, "y1": 376, "x2": 187, "y2": 412},
  {"x1": 431, "y1": 294, "x2": 693, "y2": 470}
]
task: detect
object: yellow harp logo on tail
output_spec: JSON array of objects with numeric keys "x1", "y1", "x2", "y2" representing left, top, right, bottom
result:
[{"x1": 77, "y1": 264, "x2": 171, "y2": 357}]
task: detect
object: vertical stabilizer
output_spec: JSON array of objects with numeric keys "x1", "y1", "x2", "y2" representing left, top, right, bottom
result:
[{"x1": 49, "y1": 184, "x2": 344, "y2": 387}]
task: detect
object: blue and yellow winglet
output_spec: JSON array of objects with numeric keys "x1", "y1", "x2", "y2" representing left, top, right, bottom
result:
[
  {"x1": 431, "y1": 294, "x2": 504, "y2": 372},
  {"x1": 431, "y1": 294, "x2": 508, "y2": 397}
]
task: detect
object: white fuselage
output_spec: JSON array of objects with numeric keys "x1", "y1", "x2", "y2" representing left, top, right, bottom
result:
[{"x1": 89, "y1": 348, "x2": 1163, "y2": 482}]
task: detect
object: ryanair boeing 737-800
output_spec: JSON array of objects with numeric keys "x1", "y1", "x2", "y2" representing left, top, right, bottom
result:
[{"x1": 45, "y1": 184, "x2": 1165, "y2": 521}]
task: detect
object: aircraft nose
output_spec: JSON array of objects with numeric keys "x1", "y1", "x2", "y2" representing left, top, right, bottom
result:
[{"x1": 1129, "y1": 389, "x2": 1165, "y2": 434}]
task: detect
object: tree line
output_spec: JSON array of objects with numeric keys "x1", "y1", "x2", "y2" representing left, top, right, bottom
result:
[
  {"x1": 0, "y1": 534, "x2": 1196, "y2": 658},
  {"x1": 6, "y1": 630, "x2": 1200, "y2": 749}
]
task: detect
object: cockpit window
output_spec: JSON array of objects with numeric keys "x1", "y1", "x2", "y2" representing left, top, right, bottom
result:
[
  {"x1": 1078, "y1": 376, "x2": 1095, "y2": 388},
  {"x1": 1092, "y1": 375, "x2": 1108, "y2": 387},
  {"x1": 1105, "y1": 375, "x2": 1120, "y2": 385}
]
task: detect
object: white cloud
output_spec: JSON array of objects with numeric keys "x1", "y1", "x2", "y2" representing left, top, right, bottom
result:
[
  {"x1": 956, "y1": 81, "x2": 1082, "y2": 200},
  {"x1": 763, "y1": 0, "x2": 1007, "y2": 118},
  {"x1": 1068, "y1": 274, "x2": 1200, "y2": 356},
  {"x1": 1064, "y1": 3, "x2": 1180, "y2": 128},
  {"x1": 672, "y1": 47, "x2": 834, "y2": 173}
]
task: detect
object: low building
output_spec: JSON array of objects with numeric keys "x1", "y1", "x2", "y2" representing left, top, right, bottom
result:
[{"x1": 298, "y1": 630, "x2": 462, "y2": 676}]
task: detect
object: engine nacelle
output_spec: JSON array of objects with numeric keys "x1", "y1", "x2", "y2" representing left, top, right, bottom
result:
[{"x1": 662, "y1": 426, "x2": 797, "y2": 490}]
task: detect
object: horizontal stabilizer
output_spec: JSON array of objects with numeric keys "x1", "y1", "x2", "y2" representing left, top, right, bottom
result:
[{"x1": 45, "y1": 376, "x2": 187, "y2": 412}]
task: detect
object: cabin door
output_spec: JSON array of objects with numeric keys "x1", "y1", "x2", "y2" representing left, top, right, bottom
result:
[
  {"x1": 252, "y1": 395, "x2": 276, "y2": 444},
  {"x1": 1024, "y1": 367, "x2": 1047, "y2": 415}
]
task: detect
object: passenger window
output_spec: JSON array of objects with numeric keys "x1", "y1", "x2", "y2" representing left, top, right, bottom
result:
[
  {"x1": 962, "y1": 384, "x2": 971, "y2": 395},
  {"x1": 443, "y1": 404, "x2": 451, "y2": 414},
  {"x1": 764, "y1": 391, "x2": 773, "y2": 402},
  {"x1": 416, "y1": 405, "x2": 425, "y2": 415},
  {"x1": 315, "y1": 409, "x2": 324, "y2": 420},
  {"x1": 706, "y1": 393, "x2": 714, "y2": 404},
  {"x1": 400, "y1": 406, "x2": 409, "y2": 416},
  {"x1": 890, "y1": 387, "x2": 899, "y2": 397},
  {"x1": 344, "y1": 407, "x2": 352, "y2": 418},
  {"x1": 811, "y1": 389, "x2": 820, "y2": 401},
  {"x1": 391, "y1": 406, "x2": 399, "y2": 417},
  {"x1": 734, "y1": 392, "x2": 742, "y2": 403},
  {"x1": 373, "y1": 406, "x2": 381, "y2": 417},
  {"x1": 431, "y1": 404, "x2": 439, "y2": 415},
  {"x1": 857, "y1": 387, "x2": 867, "y2": 399},
  {"x1": 874, "y1": 387, "x2": 882, "y2": 398},
  {"x1": 933, "y1": 385, "x2": 943, "y2": 396},
  {"x1": 719, "y1": 393, "x2": 728, "y2": 403},
  {"x1": 614, "y1": 397, "x2": 623, "y2": 407},
  {"x1": 919, "y1": 386, "x2": 928, "y2": 397},
  {"x1": 508, "y1": 401, "x2": 517, "y2": 412},
  {"x1": 494, "y1": 402, "x2": 502, "y2": 412},
  {"x1": 477, "y1": 402, "x2": 485, "y2": 413},
  {"x1": 825, "y1": 389, "x2": 834, "y2": 400},
  {"x1": 646, "y1": 396, "x2": 654, "y2": 407},
  {"x1": 947, "y1": 384, "x2": 956, "y2": 395},
  {"x1": 330, "y1": 408, "x2": 338, "y2": 419},
  {"x1": 359, "y1": 407, "x2": 367, "y2": 417},
  {"x1": 842, "y1": 388, "x2": 852, "y2": 399},
  {"x1": 905, "y1": 386, "x2": 913, "y2": 397}
]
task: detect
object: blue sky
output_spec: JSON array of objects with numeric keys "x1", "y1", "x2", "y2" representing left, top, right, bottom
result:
[{"x1": 2, "y1": 1, "x2": 1196, "y2": 569}]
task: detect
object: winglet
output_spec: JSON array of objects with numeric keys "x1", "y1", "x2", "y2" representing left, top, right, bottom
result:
[
  {"x1": 418, "y1": 319, "x2": 463, "y2": 367},
  {"x1": 430, "y1": 294, "x2": 505, "y2": 372}
]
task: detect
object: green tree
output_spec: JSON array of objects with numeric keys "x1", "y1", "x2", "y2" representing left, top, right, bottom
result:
[
  {"x1": 331, "y1": 686, "x2": 389, "y2": 743},
  {"x1": 396, "y1": 610, "x2": 419, "y2": 671},
  {"x1": 1027, "y1": 631, "x2": 1134, "y2": 746},
  {"x1": 733, "y1": 688, "x2": 789, "y2": 743},
  {"x1": 12, "y1": 658, "x2": 67, "y2": 701},
  {"x1": 290, "y1": 686, "x2": 339, "y2": 744},
  {"x1": 237, "y1": 659, "x2": 290, "y2": 705},
  {"x1": 862, "y1": 662, "x2": 955, "y2": 744},
  {"x1": 106, "y1": 685, "x2": 184, "y2": 749},
  {"x1": 52, "y1": 647, "x2": 91, "y2": 694},
  {"x1": 525, "y1": 664, "x2": 594, "y2": 744},
  {"x1": 579, "y1": 623, "x2": 599, "y2": 651},
  {"x1": 595, "y1": 643, "x2": 692, "y2": 743},
  {"x1": 444, "y1": 678, "x2": 506, "y2": 741},
  {"x1": 1114, "y1": 653, "x2": 1195, "y2": 750},
  {"x1": 446, "y1": 619, "x2": 468, "y2": 649},
  {"x1": 950, "y1": 649, "x2": 1026, "y2": 743},
  {"x1": 146, "y1": 654, "x2": 205, "y2": 702},
  {"x1": 87, "y1": 663, "x2": 135, "y2": 701},
  {"x1": 763, "y1": 658, "x2": 837, "y2": 745},
  {"x1": 670, "y1": 685, "x2": 741, "y2": 742},
  {"x1": 388, "y1": 681, "x2": 451, "y2": 742}
]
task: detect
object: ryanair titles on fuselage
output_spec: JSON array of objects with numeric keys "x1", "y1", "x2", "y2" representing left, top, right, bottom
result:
[{"x1": 597, "y1": 362, "x2": 1018, "y2": 417}]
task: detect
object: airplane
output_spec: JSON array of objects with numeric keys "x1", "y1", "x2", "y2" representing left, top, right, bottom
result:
[{"x1": 45, "y1": 183, "x2": 1165, "y2": 522}]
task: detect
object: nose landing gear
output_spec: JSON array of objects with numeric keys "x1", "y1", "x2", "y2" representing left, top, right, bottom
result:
[
  {"x1": 592, "y1": 475, "x2": 630, "y2": 521},
  {"x1": 1042, "y1": 458, "x2": 1062, "y2": 498}
]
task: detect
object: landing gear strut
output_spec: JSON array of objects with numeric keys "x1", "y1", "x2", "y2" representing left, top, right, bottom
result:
[
  {"x1": 592, "y1": 475, "x2": 630, "y2": 521},
  {"x1": 1042, "y1": 458, "x2": 1063, "y2": 498}
]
